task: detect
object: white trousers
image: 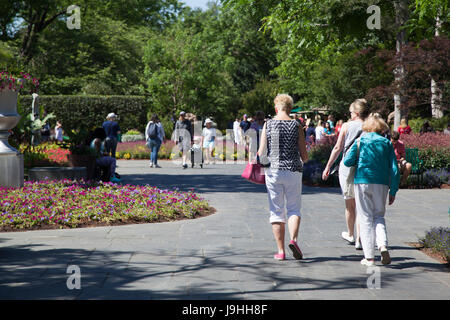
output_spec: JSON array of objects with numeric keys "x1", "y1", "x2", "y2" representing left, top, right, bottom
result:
[
  {"x1": 265, "y1": 169, "x2": 303, "y2": 224},
  {"x1": 355, "y1": 184, "x2": 389, "y2": 259}
]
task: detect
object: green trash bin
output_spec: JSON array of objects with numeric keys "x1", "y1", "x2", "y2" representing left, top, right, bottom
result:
[{"x1": 117, "y1": 133, "x2": 122, "y2": 143}]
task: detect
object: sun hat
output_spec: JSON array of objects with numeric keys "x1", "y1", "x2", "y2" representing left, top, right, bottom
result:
[
  {"x1": 180, "y1": 111, "x2": 186, "y2": 116},
  {"x1": 204, "y1": 118, "x2": 213, "y2": 125},
  {"x1": 107, "y1": 113, "x2": 117, "y2": 119}
]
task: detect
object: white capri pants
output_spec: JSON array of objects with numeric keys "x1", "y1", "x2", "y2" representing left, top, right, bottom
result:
[
  {"x1": 355, "y1": 183, "x2": 389, "y2": 259},
  {"x1": 265, "y1": 168, "x2": 303, "y2": 224}
]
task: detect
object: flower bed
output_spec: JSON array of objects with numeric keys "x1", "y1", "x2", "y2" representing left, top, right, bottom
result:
[
  {"x1": 116, "y1": 140, "x2": 176, "y2": 160},
  {"x1": 0, "y1": 180, "x2": 213, "y2": 231},
  {"x1": 401, "y1": 132, "x2": 450, "y2": 170},
  {"x1": 20, "y1": 143, "x2": 71, "y2": 168}
]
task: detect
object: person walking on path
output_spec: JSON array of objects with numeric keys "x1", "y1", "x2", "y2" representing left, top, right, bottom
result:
[
  {"x1": 233, "y1": 117, "x2": 242, "y2": 145},
  {"x1": 201, "y1": 118, "x2": 217, "y2": 165},
  {"x1": 305, "y1": 120, "x2": 316, "y2": 147},
  {"x1": 145, "y1": 114, "x2": 165, "y2": 168},
  {"x1": 327, "y1": 115, "x2": 335, "y2": 130},
  {"x1": 315, "y1": 120, "x2": 325, "y2": 142},
  {"x1": 258, "y1": 94, "x2": 308, "y2": 261},
  {"x1": 322, "y1": 99, "x2": 369, "y2": 250},
  {"x1": 324, "y1": 121, "x2": 335, "y2": 137},
  {"x1": 102, "y1": 113, "x2": 121, "y2": 158},
  {"x1": 343, "y1": 115, "x2": 400, "y2": 267},
  {"x1": 248, "y1": 110, "x2": 265, "y2": 163},
  {"x1": 174, "y1": 111, "x2": 193, "y2": 169},
  {"x1": 334, "y1": 119, "x2": 344, "y2": 136}
]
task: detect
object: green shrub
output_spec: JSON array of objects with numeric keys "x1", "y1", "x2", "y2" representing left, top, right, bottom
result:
[
  {"x1": 121, "y1": 134, "x2": 145, "y2": 142},
  {"x1": 308, "y1": 136, "x2": 337, "y2": 166},
  {"x1": 408, "y1": 116, "x2": 449, "y2": 133},
  {"x1": 124, "y1": 129, "x2": 142, "y2": 135},
  {"x1": 19, "y1": 95, "x2": 151, "y2": 134},
  {"x1": 419, "y1": 149, "x2": 450, "y2": 170}
]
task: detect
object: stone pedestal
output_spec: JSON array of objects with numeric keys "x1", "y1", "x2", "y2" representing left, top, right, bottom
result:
[
  {"x1": 0, "y1": 153, "x2": 24, "y2": 188},
  {"x1": 0, "y1": 89, "x2": 23, "y2": 188}
]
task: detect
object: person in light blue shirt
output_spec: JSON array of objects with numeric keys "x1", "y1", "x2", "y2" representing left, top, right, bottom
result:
[
  {"x1": 145, "y1": 114, "x2": 165, "y2": 168},
  {"x1": 344, "y1": 114, "x2": 400, "y2": 267}
]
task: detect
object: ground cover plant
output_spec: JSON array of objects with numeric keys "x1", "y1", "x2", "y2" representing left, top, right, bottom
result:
[
  {"x1": 417, "y1": 227, "x2": 450, "y2": 264},
  {"x1": 0, "y1": 179, "x2": 212, "y2": 231}
]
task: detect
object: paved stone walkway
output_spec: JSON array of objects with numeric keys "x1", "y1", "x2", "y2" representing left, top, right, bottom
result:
[{"x1": 0, "y1": 159, "x2": 449, "y2": 299}]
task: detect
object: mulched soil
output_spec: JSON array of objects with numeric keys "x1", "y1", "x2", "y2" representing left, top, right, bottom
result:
[
  {"x1": 0, "y1": 206, "x2": 216, "y2": 233},
  {"x1": 408, "y1": 242, "x2": 450, "y2": 270}
]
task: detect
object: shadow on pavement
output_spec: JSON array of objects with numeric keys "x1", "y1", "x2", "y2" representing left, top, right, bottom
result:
[
  {"x1": 0, "y1": 244, "x2": 435, "y2": 299},
  {"x1": 120, "y1": 173, "x2": 341, "y2": 196}
]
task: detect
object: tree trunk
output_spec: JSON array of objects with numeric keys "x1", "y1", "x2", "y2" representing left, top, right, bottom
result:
[
  {"x1": 431, "y1": 15, "x2": 443, "y2": 118},
  {"x1": 393, "y1": 0, "x2": 410, "y2": 131}
]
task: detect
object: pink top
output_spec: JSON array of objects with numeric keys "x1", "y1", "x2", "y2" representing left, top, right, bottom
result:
[{"x1": 398, "y1": 125, "x2": 411, "y2": 135}]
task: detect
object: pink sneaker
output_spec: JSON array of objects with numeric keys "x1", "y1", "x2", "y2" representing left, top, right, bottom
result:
[
  {"x1": 288, "y1": 240, "x2": 303, "y2": 260},
  {"x1": 273, "y1": 253, "x2": 285, "y2": 260}
]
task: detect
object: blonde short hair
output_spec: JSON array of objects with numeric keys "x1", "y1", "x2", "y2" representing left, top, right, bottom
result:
[
  {"x1": 400, "y1": 118, "x2": 408, "y2": 128},
  {"x1": 363, "y1": 114, "x2": 389, "y2": 134},
  {"x1": 274, "y1": 94, "x2": 294, "y2": 112},
  {"x1": 350, "y1": 98, "x2": 369, "y2": 119}
]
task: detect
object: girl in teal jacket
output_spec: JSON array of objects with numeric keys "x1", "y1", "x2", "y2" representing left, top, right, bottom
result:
[{"x1": 343, "y1": 115, "x2": 400, "y2": 267}]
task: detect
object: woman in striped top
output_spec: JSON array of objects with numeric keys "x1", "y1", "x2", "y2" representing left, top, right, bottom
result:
[{"x1": 258, "y1": 94, "x2": 308, "y2": 261}]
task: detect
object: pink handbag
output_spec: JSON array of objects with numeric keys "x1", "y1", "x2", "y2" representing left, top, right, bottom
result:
[{"x1": 242, "y1": 162, "x2": 266, "y2": 184}]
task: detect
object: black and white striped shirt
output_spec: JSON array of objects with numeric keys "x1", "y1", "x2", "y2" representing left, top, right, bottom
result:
[{"x1": 266, "y1": 119, "x2": 303, "y2": 172}]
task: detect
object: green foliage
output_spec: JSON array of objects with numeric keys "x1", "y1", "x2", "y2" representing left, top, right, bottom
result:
[
  {"x1": 19, "y1": 95, "x2": 149, "y2": 135},
  {"x1": 308, "y1": 136, "x2": 338, "y2": 165},
  {"x1": 419, "y1": 148, "x2": 450, "y2": 170},
  {"x1": 419, "y1": 227, "x2": 450, "y2": 263},
  {"x1": 408, "y1": 116, "x2": 449, "y2": 133},
  {"x1": 124, "y1": 130, "x2": 142, "y2": 136},
  {"x1": 240, "y1": 79, "x2": 279, "y2": 118}
]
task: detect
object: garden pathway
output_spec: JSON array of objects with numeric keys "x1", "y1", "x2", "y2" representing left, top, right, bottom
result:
[{"x1": 0, "y1": 159, "x2": 449, "y2": 299}]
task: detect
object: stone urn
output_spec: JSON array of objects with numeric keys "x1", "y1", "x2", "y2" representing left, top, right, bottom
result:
[{"x1": 0, "y1": 88, "x2": 24, "y2": 188}]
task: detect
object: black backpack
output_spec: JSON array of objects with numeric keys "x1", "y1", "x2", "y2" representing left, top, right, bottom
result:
[{"x1": 148, "y1": 122, "x2": 158, "y2": 139}]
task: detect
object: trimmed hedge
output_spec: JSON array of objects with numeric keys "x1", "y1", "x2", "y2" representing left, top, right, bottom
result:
[{"x1": 19, "y1": 95, "x2": 150, "y2": 133}]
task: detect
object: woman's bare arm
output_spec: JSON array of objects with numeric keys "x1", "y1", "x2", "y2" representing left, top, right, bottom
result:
[
  {"x1": 257, "y1": 122, "x2": 267, "y2": 160},
  {"x1": 298, "y1": 124, "x2": 308, "y2": 163},
  {"x1": 322, "y1": 122, "x2": 348, "y2": 180}
]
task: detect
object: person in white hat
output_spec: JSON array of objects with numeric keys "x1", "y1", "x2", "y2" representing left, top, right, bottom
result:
[
  {"x1": 201, "y1": 118, "x2": 216, "y2": 165},
  {"x1": 102, "y1": 113, "x2": 121, "y2": 158}
]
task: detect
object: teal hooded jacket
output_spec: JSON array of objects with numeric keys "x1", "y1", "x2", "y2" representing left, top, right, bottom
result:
[{"x1": 343, "y1": 132, "x2": 400, "y2": 196}]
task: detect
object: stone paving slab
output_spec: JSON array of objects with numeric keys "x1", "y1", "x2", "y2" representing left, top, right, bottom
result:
[{"x1": 0, "y1": 159, "x2": 449, "y2": 300}]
